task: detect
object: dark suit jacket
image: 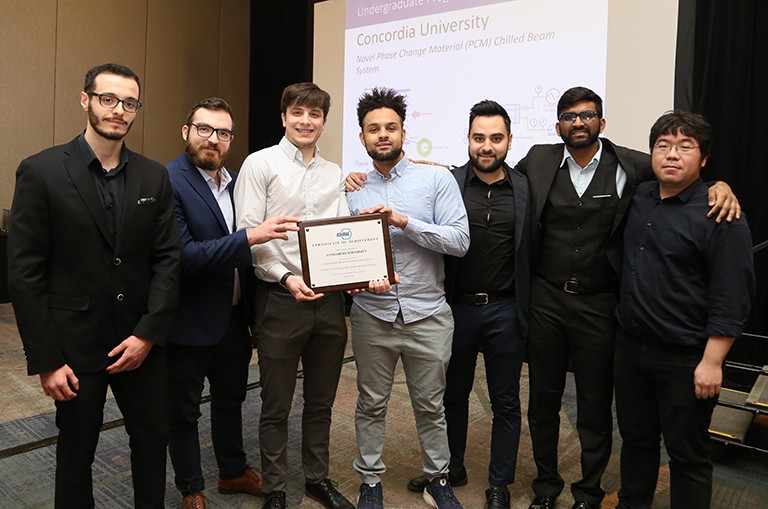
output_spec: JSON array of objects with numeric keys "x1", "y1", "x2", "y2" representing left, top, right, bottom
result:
[
  {"x1": 445, "y1": 162, "x2": 532, "y2": 337},
  {"x1": 166, "y1": 152, "x2": 254, "y2": 347},
  {"x1": 8, "y1": 137, "x2": 181, "y2": 375},
  {"x1": 514, "y1": 138, "x2": 653, "y2": 277}
]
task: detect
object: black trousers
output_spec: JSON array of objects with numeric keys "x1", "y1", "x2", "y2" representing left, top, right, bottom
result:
[
  {"x1": 614, "y1": 330, "x2": 716, "y2": 509},
  {"x1": 527, "y1": 276, "x2": 617, "y2": 504},
  {"x1": 254, "y1": 285, "x2": 347, "y2": 492},
  {"x1": 167, "y1": 306, "x2": 253, "y2": 495},
  {"x1": 443, "y1": 298, "x2": 525, "y2": 487},
  {"x1": 54, "y1": 346, "x2": 169, "y2": 509}
]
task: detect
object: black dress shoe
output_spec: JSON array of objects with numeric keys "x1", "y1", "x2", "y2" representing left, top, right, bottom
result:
[
  {"x1": 485, "y1": 486, "x2": 510, "y2": 509},
  {"x1": 406, "y1": 465, "x2": 468, "y2": 493},
  {"x1": 262, "y1": 491, "x2": 286, "y2": 509},
  {"x1": 571, "y1": 502, "x2": 595, "y2": 509},
  {"x1": 529, "y1": 495, "x2": 556, "y2": 509},
  {"x1": 305, "y1": 478, "x2": 354, "y2": 509}
]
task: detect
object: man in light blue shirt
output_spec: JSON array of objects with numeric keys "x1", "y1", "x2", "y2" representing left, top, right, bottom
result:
[{"x1": 346, "y1": 87, "x2": 469, "y2": 509}]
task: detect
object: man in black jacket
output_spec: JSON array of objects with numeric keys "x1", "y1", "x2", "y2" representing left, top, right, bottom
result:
[{"x1": 8, "y1": 63, "x2": 180, "y2": 508}]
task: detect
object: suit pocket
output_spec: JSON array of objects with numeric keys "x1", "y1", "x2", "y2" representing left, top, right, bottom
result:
[{"x1": 49, "y1": 294, "x2": 90, "y2": 311}]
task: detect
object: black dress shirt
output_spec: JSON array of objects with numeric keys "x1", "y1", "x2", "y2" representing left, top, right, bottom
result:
[
  {"x1": 77, "y1": 134, "x2": 128, "y2": 244},
  {"x1": 617, "y1": 179, "x2": 754, "y2": 347},
  {"x1": 455, "y1": 166, "x2": 516, "y2": 294}
]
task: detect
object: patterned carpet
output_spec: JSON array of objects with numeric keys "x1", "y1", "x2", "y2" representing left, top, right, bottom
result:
[{"x1": 0, "y1": 304, "x2": 766, "y2": 508}]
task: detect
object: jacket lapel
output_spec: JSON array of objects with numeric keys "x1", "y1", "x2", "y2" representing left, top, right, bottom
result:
[
  {"x1": 182, "y1": 159, "x2": 229, "y2": 233},
  {"x1": 510, "y1": 168, "x2": 528, "y2": 251},
  {"x1": 119, "y1": 151, "x2": 141, "y2": 252},
  {"x1": 62, "y1": 140, "x2": 114, "y2": 249}
]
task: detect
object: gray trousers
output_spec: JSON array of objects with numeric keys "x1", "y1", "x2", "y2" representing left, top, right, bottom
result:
[
  {"x1": 350, "y1": 302, "x2": 454, "y2": 485},
  {"x1": 254, "y1": 285, "x2": 347, "y2": 492}
]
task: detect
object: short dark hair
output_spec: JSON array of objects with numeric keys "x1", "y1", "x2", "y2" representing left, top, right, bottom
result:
[
  {"x1": 357, "y1": 87, "x2": 407, "y2": 129},
  {"x1": 185, "y1": 97, "x2": 235, "y2": 130},
  {"x1": 649, "y1": 110, "x2": 713, "y2": 157},
  {"x1": 557, "y1": 86, "x2": 603, "y2": 118},
  {"x1": 469, "y1": 100, "x2": 511, "y2": 135},
  {"x1": 83, "y1": 63, "x2": 141, "y2": 95},
  {"x1": 280, "y1": 82, "x2": 331, "y2": 118}
]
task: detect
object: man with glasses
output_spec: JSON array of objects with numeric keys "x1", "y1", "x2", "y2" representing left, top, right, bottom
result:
[
  {"x1": 614, "y1": 111, "x2": 753, "y2": 509},
  {"x1": 234, "y1": 83, "x2": 356, "y2": 509},
  {"x1": 8, "y1": 63, "x2": 180, "y2": 508},
  {"x1": 517, "y1": 87, "x2": 739, "y2": 509},
  {"x1": 165, "y1": 97, "x2": 300, "y2": 509}
]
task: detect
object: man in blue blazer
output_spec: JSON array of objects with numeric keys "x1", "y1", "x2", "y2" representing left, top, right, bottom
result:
[{"x1": 166, "y1": 98, "x2": 299, "y2": 509}]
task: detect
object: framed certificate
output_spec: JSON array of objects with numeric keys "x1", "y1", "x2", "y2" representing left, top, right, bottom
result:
[{"x1": 298, "y1": 213, "x2": 395, "y2": 292}]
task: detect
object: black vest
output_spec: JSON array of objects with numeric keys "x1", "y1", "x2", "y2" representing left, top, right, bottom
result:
[{"x1": 537, "y1": 149, "x2": 621, "y2": 291}]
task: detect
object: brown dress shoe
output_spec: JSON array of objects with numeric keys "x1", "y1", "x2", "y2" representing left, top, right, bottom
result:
[
  {"x1": 218, "y1": 467, "x2": 264, "y2": 496},
  {"x1": 182, "y1": 491, "x2": 207, "y2": 509}
]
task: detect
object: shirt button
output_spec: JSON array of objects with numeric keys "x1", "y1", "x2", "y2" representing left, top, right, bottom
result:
[
  {"x1": 578, "y1": 200, "x2": 584, "y2": 206},
  {"x1": 575, "y1": 224, "x2": 581, "y2": 230},
  {"x1": 639, "y1": 246, "x2": 645, "y2": 252},
  {"x1": 646, "y1": 222, "x2": 652, "y2": 227},
  {"x1": 116, "y1": 293, "x2": 124, "y2": 301},
  {"x1": 574, "y1": 247, "x2": 580, "y2": 253},
  {"x1": 106, "y1": 203, "x2": 113, "y2": 209},
  {"x1": 113, "y1": 258, "x2": 122, "y2": 266}
]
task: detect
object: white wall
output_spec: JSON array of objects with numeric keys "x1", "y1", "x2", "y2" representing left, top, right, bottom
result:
[{"x1": 314, "y1": 0, "x2": 679, "y2": 164}]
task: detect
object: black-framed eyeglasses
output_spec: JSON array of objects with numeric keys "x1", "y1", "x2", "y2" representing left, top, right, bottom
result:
[
  {"x1": 88, "y1": 93, "x2": 142, "y2": 113},
  {"x1": 558, "y1": 110, "x2": 599, "y2": 124},
  {"x1": 190, "y1": 123, "x2": 234, "y2": 142}
]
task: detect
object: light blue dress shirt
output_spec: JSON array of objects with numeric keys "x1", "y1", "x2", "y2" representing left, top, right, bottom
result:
[
  {"x1": 346, "y1": 154, "x2": 469, "y2": 324},
  {"x1": 561, "y1": 139, "x2": 627, "y2": 198}
]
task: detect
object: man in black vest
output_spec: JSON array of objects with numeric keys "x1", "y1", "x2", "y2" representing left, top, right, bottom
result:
[{"x1": 516, "y1": 87, "x2": 738, "y2": 509}]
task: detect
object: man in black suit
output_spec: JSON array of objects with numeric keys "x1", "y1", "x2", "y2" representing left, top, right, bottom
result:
[
  {"x1": 518, "y1": 87, "x2": 738, "y2": 509},
  {"x1": 8, "y1": 63, "x2": 180, "y2": 509},
  {"x1": 166, "y1": 97, "x2": 299, "y2": 509}
]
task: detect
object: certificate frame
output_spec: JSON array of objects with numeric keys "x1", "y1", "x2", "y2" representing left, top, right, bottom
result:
[{"x1": 298, "y1": 213, "x2": 395, "y2": 293}]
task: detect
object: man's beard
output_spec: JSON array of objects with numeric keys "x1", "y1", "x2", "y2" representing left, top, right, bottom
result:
[
  {"x1": 186, "y1": 143, "x2": 227, "y2": 171},
  {"x1": 470, "y1": 152, "x2": 505, "y2": 173},
  {"x1": 89, "y1": 109, "x2": 131, "y2": 141},
  {"x1": 366, "y1": 145, "x2": 402, "y2": 162},
  {"x1": 562, "y1": 126, "x2": 599, "y2": 149}
]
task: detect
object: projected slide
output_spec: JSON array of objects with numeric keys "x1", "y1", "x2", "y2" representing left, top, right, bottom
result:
[{"x1": 342, "y1": 0, "x2": 608, "y2": 172}]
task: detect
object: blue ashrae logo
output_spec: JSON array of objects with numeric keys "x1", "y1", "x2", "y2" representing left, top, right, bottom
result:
[{"x1": 336, "y1": 227, "x2": 352, "y2": 241}]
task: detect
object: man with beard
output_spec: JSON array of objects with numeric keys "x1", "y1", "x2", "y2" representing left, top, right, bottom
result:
[
  {"x1": 403, "y1": 100, "x2": 531, "y2": 509},
  {"x1": 165, "y1": 98, "x2": 299, "y2": 509},
  {"x1": 7, "y1": 63, "x2": 180, "y2": 507},
  {"x1": 234, "y1": 83, "x2": 357, "y2": 509},
  {"x1": 518, "y1": 87, "x2": 738, "y2": 509},
  {"x1": 346, "y1": 87, "x2": 469, "y2": 509}
]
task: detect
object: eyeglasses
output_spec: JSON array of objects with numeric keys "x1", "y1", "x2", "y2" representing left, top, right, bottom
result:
[
  {"x1": 558, "y1": 111, "x2": 599, "y2": 124},
  {"x1": 653, "y1": 142, "x2": 699, "y2": 154},
  {"x1": 190, "y1": 123, "x2": 234, "y2": 142},
  {"x1": 88, "y1": 93, "x2": 142, "y2": 113}
]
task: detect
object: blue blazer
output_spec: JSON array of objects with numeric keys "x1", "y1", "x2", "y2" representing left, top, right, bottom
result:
[
  {"x1": 446, "y1": 162, "x2": 532, "y2": 338},
  {"x1": 166, "y1": 153, "x2": 255, "y2": 347}
]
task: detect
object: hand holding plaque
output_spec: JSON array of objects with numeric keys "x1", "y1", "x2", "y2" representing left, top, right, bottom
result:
[{"x1": 298, "y1": 213, "x2": 395, "y2": 293}]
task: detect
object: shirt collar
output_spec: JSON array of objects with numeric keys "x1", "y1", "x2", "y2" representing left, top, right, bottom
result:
[
  {"x1": 196, "y1": 166, "x2": 232, "y2": 189},
  {"x1": 653, "y1": 177, "x2": 705, "y2": 203},
  {"x1": 561, "y1": 138, "x2": 603, "y2": 169},
  {"x1": 372, "y1": 152, "x2": 410, "y2": 179},
  {"x1": 279, "y1": 136, "x2": 318, "y2": 165},
  {"x1": 77, "y1": 132, "x2": 129, "y2": 173},
  {"x1": 466, "y1": 161, "x2": 513, "y2": 186}
]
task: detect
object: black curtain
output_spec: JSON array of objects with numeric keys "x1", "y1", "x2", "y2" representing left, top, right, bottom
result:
[
  {"x1": 248, "y1": 0, "x2": 315, "y2": 152},
  {"x1": 678, "y1": 0, "x2": 768, "y2": 370}
]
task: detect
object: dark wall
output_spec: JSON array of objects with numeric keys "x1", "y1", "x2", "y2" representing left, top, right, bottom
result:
[
  {"x1": 676, "y1": 0, "x2": 768, "y2": 369},
  {"x1": 249, "y1": 0, "x2": 316, "y2": 152}
]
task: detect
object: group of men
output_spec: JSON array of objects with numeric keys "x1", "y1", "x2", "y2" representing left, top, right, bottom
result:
[{"x1": 7, "y1": 61, "x2": 754, "y2": 509}]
